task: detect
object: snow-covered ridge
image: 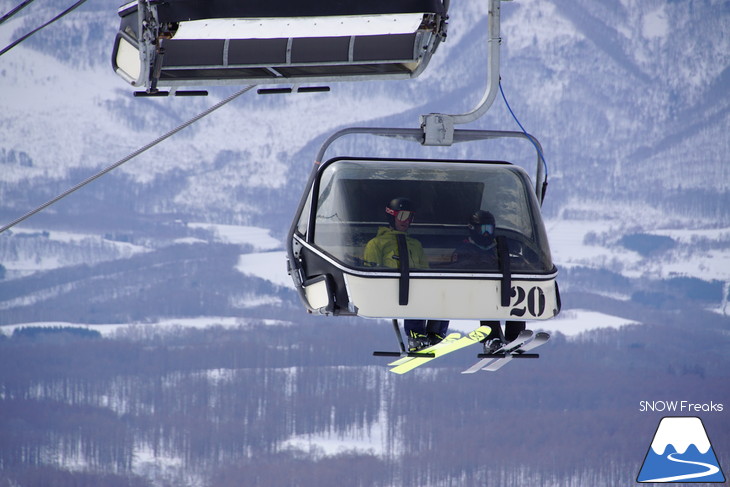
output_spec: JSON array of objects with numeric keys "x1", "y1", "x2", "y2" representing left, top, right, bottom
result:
[
  {"x1": 0, "y1": 316, "x2": 292, "y2": 338},
  {"x1": 187, "y1": 222, "x2": 281, "y2": 250},
  {"x1": 236, "y1": 250, "x2": 291, "y2": 289},
  {"x1": 547, "y1": 218, "x2": 730, "y2": 282},
  {"x1": 539, "y1": 309, "x2": 638, "y2": 338},
  {"x1": 0, "y1": 227, "x2": 150, "y2": 277}
]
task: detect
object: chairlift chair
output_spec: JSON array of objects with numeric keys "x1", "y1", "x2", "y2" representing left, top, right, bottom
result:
[
  {"x1": 112, "y1": 0, "x2": 448, "y2": 94},
  {"x1": 286, "y1": 129, "x2": 561, "y2": 322}
]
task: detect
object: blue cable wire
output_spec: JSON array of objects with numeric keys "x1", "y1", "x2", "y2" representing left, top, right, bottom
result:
[{"x1": 499, "y1": 80, "x2": 548, "y2": 179}]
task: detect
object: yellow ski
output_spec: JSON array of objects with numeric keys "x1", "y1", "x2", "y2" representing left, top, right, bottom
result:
[
  {"x1": 389, "y1": 325, "x2": 491, "y2": 374},
  {"x1": 387, "y1": 332, "x2": 463, "y2": 367}
]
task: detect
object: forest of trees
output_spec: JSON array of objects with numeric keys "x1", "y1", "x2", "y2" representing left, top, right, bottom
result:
[
  {"x1": 1, "y1": 307, "x2": 728, "y2": 487},
  {"x1": 0, "y1": 204, "x2": 727, "y2": 486}
]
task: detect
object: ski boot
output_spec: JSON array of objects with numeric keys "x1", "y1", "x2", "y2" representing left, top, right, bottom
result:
[
  {"x1": 483, "y1": 337, "x2": 504, "y2": 354},
  {"x1": 407, "y1": 331, "x2": 431, "y2": 352}
]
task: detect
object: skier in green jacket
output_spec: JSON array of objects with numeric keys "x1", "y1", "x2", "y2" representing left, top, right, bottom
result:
[{"x1": 363, "y1": 197, "x2": 449, "y2": 351}]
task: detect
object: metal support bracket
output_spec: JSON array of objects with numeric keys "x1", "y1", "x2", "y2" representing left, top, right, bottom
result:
[
  {"x1": 419, "y1": 0, "x2": 505, "y2": 145},
  {"x1": 420, "y1": 113, "x2": 455, "y2": 146}
]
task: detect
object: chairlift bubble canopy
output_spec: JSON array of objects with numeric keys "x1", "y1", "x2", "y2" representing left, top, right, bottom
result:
[
  {"x1": 112, "y1": 0, "x2": 448, "y2": 91},
  {"x1": 288, "y1": 154, "x2": 561, "y2": 321}
]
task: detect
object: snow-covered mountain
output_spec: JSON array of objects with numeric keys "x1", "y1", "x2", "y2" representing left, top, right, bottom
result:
[
  {"x1": 1, "y1": 0, "x2": 727, "y2": 219},
  {"x1": 1, "y1": 0, "x2": 727, "y2": 323},
  {"x1": 1, "y1": 0, "x2": 729, "y2": 312},
  {"x1": 1, "y1": 2, "x2": 729, "y2": 486}
]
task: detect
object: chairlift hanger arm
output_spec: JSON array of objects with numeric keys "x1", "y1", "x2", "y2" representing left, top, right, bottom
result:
[
  {"x1": 420, "y1": 0, "x2": 506, "y2": 140},
  {"x1": 415, "y1": 0, "x2": 548, "y2": 201},
  {"x1": 452, "y1": 0, "x2": 505, "y2": 125}
]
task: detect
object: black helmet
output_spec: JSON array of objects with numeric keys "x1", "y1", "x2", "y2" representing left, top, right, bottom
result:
[
  {"x1": 468, "y1": 210, "x2": 496, "y2": 247},
  {"x1": 385, "y1": 197, "x2": 414, "y2": 227}
]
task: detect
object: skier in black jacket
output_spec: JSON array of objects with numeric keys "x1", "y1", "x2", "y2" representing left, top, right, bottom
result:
[{"x1": 451, "y1": 210, "x2": 525, "y2": 351}]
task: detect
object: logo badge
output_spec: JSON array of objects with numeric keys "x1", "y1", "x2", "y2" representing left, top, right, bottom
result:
[{"x1": 637, "y1": 417, "x2": 726, "y2": 483}]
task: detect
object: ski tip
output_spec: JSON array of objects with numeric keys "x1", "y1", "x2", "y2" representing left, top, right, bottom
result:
[{"x1": 468, "y1": 326, "x2": 491, "y2": 341}]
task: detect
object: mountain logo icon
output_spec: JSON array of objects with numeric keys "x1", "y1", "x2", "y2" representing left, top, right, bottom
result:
[{"x1": 637, "y1": 416, "x2": 726, "y2": 483}]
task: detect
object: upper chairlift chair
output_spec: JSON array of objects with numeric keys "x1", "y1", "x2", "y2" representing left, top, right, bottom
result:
[{"x1": 112, "y1": 0, "x2": 449, "y2": 95}]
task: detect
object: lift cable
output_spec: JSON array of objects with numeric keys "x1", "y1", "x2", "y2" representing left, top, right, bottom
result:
[
  {"x1": 0, "y1": 0, "x2": 88, "y2": 57},
  {"x1": 0, "y1": 0, "x2": 36, "y2": 26},
  {"x1": 0, "y1": 85, "x2": 256, "y2": 235}
]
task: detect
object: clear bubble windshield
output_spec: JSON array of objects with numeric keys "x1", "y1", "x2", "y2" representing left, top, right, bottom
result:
[{"x1": 307, "y1": 158, "x2": 554, "y2": 273}]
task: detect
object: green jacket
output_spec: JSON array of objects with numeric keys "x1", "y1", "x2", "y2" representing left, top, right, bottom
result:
[{"x1": 363, "y1": 227, "x2": 429, "y2": 269}]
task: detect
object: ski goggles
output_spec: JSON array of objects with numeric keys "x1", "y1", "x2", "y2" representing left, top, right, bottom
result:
[
  {"x1": 386, "y1": 207, "x2": 414, "y2": 222},
  {"x1": 477, "y1": 223, "x2": 495, "y2": 235}
]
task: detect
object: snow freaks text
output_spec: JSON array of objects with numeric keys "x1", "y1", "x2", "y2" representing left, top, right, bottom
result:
[{"x1": 639, "y1": 401, "x2": 724, "y2": 413}]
